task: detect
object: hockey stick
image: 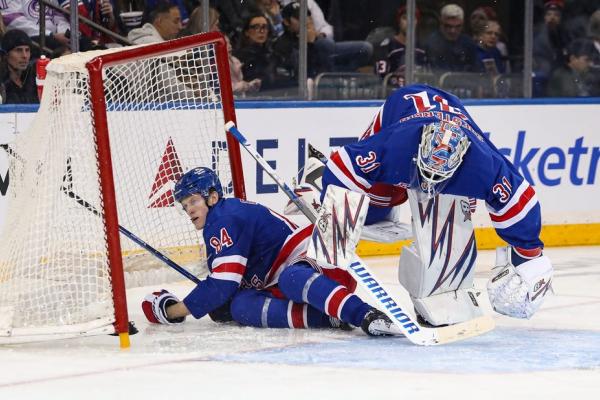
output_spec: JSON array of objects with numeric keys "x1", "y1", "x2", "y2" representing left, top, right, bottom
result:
[
  {"x1": 225, "y1": 122, "x2": 495, "y2": 345},
  {"x1": 0, "y1": 143, "x2": 201, "y2": 285}
]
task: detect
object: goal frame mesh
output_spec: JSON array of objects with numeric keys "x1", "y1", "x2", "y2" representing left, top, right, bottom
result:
[
  {"x1": 0, "y1": 32, "x2": 245, "y2": 347},
  {"x1": 87, "y1": 32, "x2": 245, "y2": 343}
]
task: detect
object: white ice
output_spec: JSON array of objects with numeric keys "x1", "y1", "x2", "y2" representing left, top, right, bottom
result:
[{"x1": 0, "y1": 246, "x2": 599, "y2": 400}]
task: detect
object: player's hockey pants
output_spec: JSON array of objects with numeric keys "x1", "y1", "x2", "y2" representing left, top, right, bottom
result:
[{"x1": 230, "y1": 263, "x2": 371, "y2": 328}]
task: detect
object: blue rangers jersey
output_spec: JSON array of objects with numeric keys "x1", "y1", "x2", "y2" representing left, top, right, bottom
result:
[
  {"x1": 322, "y1": 84, "x2": 543, "y2": 254},
  {"x1": 183, "y1": 198, "x2": 312, "y2": 319}
]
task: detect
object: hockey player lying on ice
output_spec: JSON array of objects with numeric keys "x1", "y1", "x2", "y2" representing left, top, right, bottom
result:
[
  {"x1": 142, "y1": 167, "x2": 400, "y2": 336},
  {"x1": 316, "y1": 84, "x2": 553, "y2": 325}
]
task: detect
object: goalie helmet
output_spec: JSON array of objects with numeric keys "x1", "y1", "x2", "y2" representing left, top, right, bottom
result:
[
  {"x1": 416, "y1": 121, "x2": 470, "y2": 197},
  {"x1": 173, "y1": 167, "x2": 223, "y2": 203}
]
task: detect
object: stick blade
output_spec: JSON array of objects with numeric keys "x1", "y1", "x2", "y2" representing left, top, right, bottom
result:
[{"x1": 428, "y1": 315, "x2": 496, "y2": 345}]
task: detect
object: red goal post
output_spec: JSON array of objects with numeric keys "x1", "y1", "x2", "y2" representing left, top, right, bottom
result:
[{"x1": 0, "y1": 32, "x2": 245, "y2": 348}]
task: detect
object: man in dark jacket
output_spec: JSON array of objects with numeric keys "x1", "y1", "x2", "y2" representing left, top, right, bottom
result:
[
  {"x1": 272, "y1": 2, "x2": 326, "y2": 82},
  {"x1": 424, "y1": 3, "x2": 478, "y2": 73},
  {"x1": 1, "y1": 29, "x2": 38, "y2": 104}
]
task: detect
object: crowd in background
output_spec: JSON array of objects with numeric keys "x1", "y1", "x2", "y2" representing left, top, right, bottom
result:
[{"x1": 0, "y1": 0, "x2": 599, "y2": 103}]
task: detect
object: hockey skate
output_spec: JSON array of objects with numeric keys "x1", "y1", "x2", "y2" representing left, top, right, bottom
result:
[
  {"x1": 361, "y1": 308, "x2": 403, "y2": 337},
  {"x1": 330, "y1": 317, "x2": 354, "y2": 331}
]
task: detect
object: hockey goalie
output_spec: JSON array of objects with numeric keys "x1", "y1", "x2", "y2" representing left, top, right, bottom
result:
[{"x1": 286, "y1": 84, "x2": 553, "y2": 327}]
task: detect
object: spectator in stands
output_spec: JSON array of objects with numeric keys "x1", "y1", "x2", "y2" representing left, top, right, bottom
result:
[
  {"x1": 128, "y1": 1, "x2": 182, "y2": 43},
  {"x1": 180, "y1": 4, "x2": 221, "y2": 36},
  {"x1": 468, "y1": 6, "x2": 509, "y2": 69},
  {"x1": 226, "y1": 35, "x2": 261, "y2": 96},
  {"x1": 234, "y1": 14, "x2": 283, "y2": 91},
  {"x1": 214, "y1": 0, "x2": 252, "y2": 44},
  {"x1": 473, "y1": 20, "x2": 506, "y2": 74},
  {"x1": 272, "y1": 3, "x2": 324, "y2": 82},
  {"x1": 373, "y1": 5, "x2": 426, "y2": 85},
  {"x1": 254, "y1": 0, "x2": 284, "y2": 38},
  {"x1": 145, "y1": 0, "x2": 189, "y2": 25},
  {"x1": 280, "y1": 0, "x2": 372, "y2": 72},
  {"x1": 547, "y1": 38, "x2": 594, "y2": 97},
  {"x1": 0, "y1": 29, "x2": 38, "y2": 104},
  {"x1": 60, "y1": 0, "x2": 125, "y2": 50},
  {"x1": 1, "y1": 0, "x2": 70, "y2": 54},
  {"x1": 533, "y1": 0, "x2": 571, "y2": 93},
  {"x1": 587, "y1": 9, "x2": 600, "y2": 96},
  {"x1": 424, "y1": 3, "x2": 478, "y2": 72},
  {"x1": 468, "y1": 6, "x2": 488, "y2": 37}
]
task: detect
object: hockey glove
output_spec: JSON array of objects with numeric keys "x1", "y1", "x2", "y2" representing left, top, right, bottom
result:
[
  {"x1": 142, "y1": 290, "x2": 186, "y2": 325},
  {"x1": 487, "y1": 246, "x2": 553, "y2": 319}
]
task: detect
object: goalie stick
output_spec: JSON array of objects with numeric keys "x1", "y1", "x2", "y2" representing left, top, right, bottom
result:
[
  {"x1": 1, "y1": 143, "x2": 201, "y2": 285},
  {"x1": 225, "y1": 122, "x2": 495, "y2": 345}
]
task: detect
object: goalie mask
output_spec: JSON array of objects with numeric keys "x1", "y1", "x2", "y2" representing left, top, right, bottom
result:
[
  {"x1": 174, "y1": 167, "x2": 223, "y2": 204},
  {"x1": 413, "y1": 121, "x2": 470, "y2": 198}
]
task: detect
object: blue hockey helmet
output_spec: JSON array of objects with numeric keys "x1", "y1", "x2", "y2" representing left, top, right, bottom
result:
[
  {"x1": 173, "y1": 167, "x2": 223, "y2": 203},
  {"x1": 416, "y1": 121, "x2": 470, "y2": 197}
]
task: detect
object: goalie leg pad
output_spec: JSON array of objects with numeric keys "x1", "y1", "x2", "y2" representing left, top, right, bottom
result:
[
  {"x1": 398, "y1": 191, "x2": 480, "y2": 325},
  {"x1": 412, "y1": 288, "x2": 484, "y2": 326}
]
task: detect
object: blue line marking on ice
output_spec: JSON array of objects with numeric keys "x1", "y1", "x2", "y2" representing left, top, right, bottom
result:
[{"x1": 212, "y1": 328, "x2": 600, "y2": 373}]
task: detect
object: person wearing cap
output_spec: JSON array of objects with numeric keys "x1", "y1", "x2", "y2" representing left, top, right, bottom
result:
[
  {"x1": 533, "y1": 0, "x2": 572, "y2": 95},
  {"x1": 424, "y1": 3, "x2": 478, "y2": 73},
  {"x1": 0, "y1": 29, "x2": 38, "y2": 104},
  {"x1": 272, "y1": 2, "x2": 325, "y2": 81},
  {"x1": 276, "y1": 1, "x2": 372, "y2": 73},
  {"x1": 373, "y1": 5, "x2": 427, "y2": 84},
  {"x1": 1, "y1": 0, "x2": 71, "y2": 55}
]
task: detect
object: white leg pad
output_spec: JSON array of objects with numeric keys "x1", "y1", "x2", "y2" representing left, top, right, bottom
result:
[
  {"x1": 412, "y1": 288, "x2": 485, "y2": 326},
  {"x1": 398, "y1": 190, "x2": 481, "y2": 325}
]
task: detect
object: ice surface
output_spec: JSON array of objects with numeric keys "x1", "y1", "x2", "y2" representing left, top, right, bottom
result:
[{"x1": 0, "y1": 246, "x2": 599, "y2": 400}]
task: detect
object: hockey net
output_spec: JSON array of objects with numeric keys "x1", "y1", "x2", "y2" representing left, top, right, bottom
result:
[{"x1": 0, "y1": 32, "x2": 244, "y2": 345}]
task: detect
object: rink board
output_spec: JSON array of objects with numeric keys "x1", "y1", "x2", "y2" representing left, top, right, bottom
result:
[{"x1": 1, "y1": 99, "x2": 599, "y2": 253}]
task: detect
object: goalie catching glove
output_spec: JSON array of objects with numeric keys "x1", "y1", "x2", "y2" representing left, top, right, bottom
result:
[
  {"x1": 142, "y1": 289, "x2": 186, "y2": 325},
  {"x1": 487, "y1": 246, "x2": 553, "y2": 319}
]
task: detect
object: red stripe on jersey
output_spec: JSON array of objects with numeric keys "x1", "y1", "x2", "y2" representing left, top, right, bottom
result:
[
  {"x1": 373, "y1": 111, "x2": 382, "y2": 133},
  {"x1": 291, "y1": 303, "x2": 305, "y2": 328},
  {"x1": 265, "y1": 224, "x2": 313, "y2": 284},
  {"x1": 269, "y1": 208, "x2": 298, "y2": 230},
  {"x1": 330, "y1": 151, "x2": 369, "y2": 192},
  {"x1": 368, "y1": 182, "x2": 408, "y2": 207},
  {"x1": 212, "y1": 262, "x2": 246, "y2": 274},
  {"x1": 360, "y1": 110, "x2": 382, "y2": 140},
  {"x1": 514, "y1": 246, "x2": 542, "y2": 259},
  {"x1": 327, "y1": 287, "x2": 350, "y2": 319},
  {"x1": 490, "y1": 186, "x2": 536, "y2": 222},
  {"x1": 360, "y1": 121, "x2": 374, "y2": 140}
]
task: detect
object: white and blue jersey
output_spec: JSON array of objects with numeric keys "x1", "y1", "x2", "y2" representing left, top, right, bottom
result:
[
  {"x1": 183, "y1": 198, "x2": 307, "y2": 319},
  {"x1": 181, "y1": 198, "x2": 369, "y2": 329},
  {"x1": 323, "y1": 84, "x2": 543, "y2": 254}
]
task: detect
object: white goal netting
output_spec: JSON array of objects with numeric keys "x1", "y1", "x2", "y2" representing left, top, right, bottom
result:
[{"x1": 0, "y1": 36, "x2": 239, "y2": 342}]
